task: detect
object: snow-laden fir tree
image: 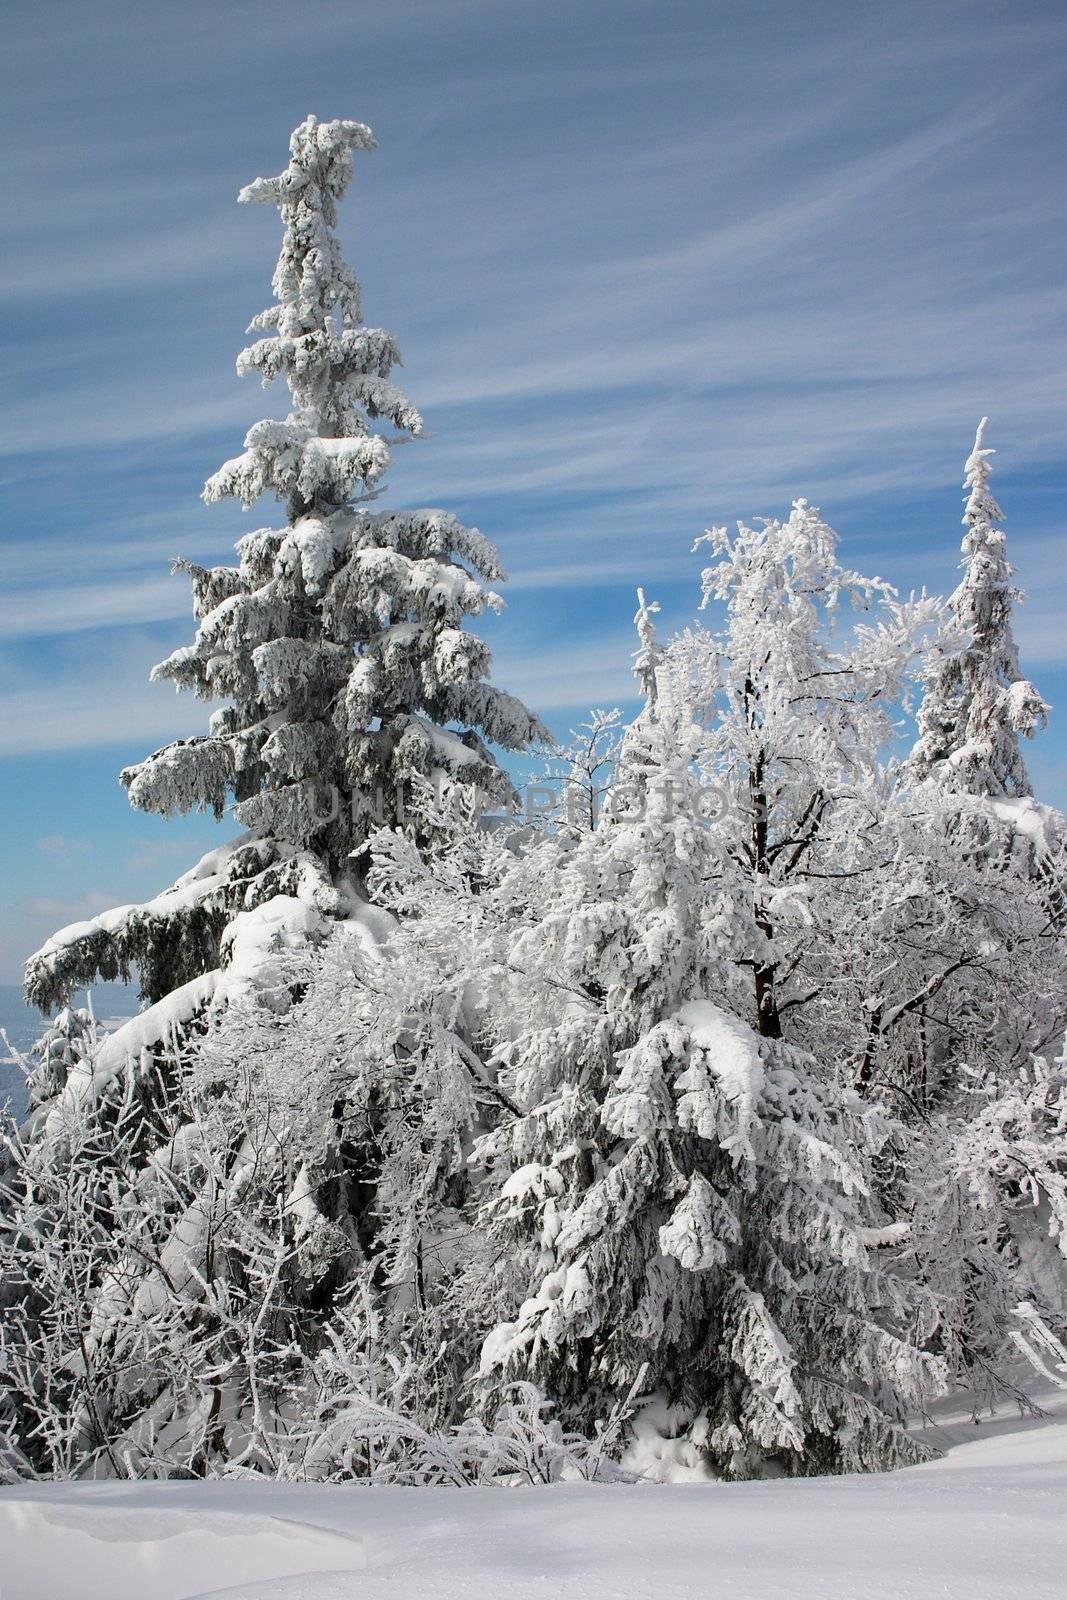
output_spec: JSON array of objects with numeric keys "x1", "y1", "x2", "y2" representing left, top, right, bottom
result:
[
  {"x1": 455, "y1": 604, "x2": 944, "y2": 1478},
  {"x1": 908, "y1": 420, "x2": 1066, "y2": 946},
  {"x1": 1, "y1": 117, "x2": 545, "y2": 1474},
  {"x1": 898, "y1": 426, "x2": 1066, "y2": 1385},
  {"x1": 910, "y1": 420, "x2": 1048, "y2": 797},
  {"x1": 24, "y1": 115, "x2": 543, "y2": 1035}
]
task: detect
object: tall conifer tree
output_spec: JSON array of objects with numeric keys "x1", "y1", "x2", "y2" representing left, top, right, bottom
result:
[
  {"x1": 910, "y1": 419, "x2": 1047, "y2": 797},
  {"x1": 26, "y1": 116, "x2": 544, "y2": 1019}
]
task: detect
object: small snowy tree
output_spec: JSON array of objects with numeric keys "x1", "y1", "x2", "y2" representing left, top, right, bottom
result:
[
  {"x1": 21, "y1": 1004, "x2": 97, "y2": 1110},
  {"x1": 910, "y1": 420, "x2": 1048, "y2": 797},
  {"x1": 901, "y1": 1035, "x2": 1067, "y2": 1411},
  {"x1": 531, "y1": 709, "x2": 623, "y2": 837},
  {"x1": 954, "y1": 1037, "x2": 1067, "y2": 1271}
]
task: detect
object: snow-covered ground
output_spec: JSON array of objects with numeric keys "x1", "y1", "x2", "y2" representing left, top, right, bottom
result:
[{"x1": 3, "y1": 1385, "x2": 1065, "y2": 1600}]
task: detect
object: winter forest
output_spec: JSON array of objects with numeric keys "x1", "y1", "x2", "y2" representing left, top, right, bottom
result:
[{"x1": 3, "y1": 103, "x2": 1067, "y2": 1524}]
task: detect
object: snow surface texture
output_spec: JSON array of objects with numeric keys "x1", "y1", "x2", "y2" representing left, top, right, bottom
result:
[{"x1": 3, "y1": 1387, "x2": 1065, "y2": 1600}]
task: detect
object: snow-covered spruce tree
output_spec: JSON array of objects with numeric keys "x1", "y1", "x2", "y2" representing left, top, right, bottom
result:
[
  {"x1": 24, "y1": 115, "x2": 543, "y2": 1033},
  {"x1": 908, "y1": 422, "x2": 1066, "y2": 957},
  {"x1": 454, "y1": 606, "x2": 944, "y2": 1479},
  {"x1": 2, "y1": 117, "x2": 543, "y2": 1480},
  {"x1": 910, "y1": 419, "x2": 1047, "y2": 798},
  {"x1": 899, "y1": 427, "x2": 1066, "y2": 1392}
]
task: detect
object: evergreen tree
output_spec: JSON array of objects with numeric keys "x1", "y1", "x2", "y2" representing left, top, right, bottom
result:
[
  {"x1": 463, "y1": 610, "x2": 943, "y2": 1477},
  {"x1": 3, "y1": 116, "x2": 546, "y2": 1471},
  {"x1": 25, "y1": 114, "x2": 543, "y2": 1033},
  {"x1": 910, "y1": 419, "x2": 1048, "y2": 797}
]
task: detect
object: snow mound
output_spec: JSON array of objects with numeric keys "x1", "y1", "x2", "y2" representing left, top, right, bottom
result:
[{"x1": 0, "y1": 1487, "x2": 363, "y2": 1599}]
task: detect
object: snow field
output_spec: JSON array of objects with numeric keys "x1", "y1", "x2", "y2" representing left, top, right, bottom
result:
[{"x1": 3, "y1": 1387, "x2": 1065, "y2": 1600}]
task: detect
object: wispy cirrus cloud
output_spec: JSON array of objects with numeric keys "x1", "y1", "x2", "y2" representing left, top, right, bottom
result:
[
  {"x1": 6, "y1": 576, "x2": 193, "y2": 640},
  {"x1": 0, "y1": 634, "x2": 220, "y2": 757}
]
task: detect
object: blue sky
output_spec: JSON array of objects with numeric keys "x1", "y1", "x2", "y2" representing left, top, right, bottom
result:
[{"x1": 1, "y1": 0, "x2": 1065, "y2": 984}]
